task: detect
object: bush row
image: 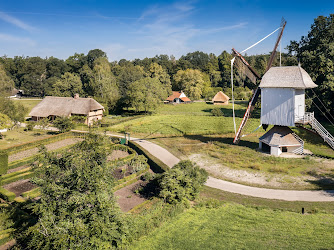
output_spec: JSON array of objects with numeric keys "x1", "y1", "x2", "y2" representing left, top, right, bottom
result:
[
  {"x1": 8, "y1": 156, "x2": 35, "y2": 170},
  {"x1": 113, "y1": 165, "x2": 150, "y2": 192},
  {"x1": 1, "y1": 171, "x2": 34, "y2": 186},
  {"x1": 21, "y1": 188, "x2": 41, "y2": 199},
  {"x1": 0, "y1": 153, "x2": 8, "y2": 175},
  {"x1": 0, "y1": 187, "x2": 16, "y2": 202},
  {"x1": 2, "y1": 131, "x2": 86, "y2": 155}
]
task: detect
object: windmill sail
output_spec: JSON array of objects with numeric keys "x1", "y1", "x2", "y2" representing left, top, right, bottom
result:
[
  {"x1": 266, "y1": 18, "x2": 287, "y2": 72},
  {"x1": 232, "y1": 20, "x2": 287, "y2": 144}
]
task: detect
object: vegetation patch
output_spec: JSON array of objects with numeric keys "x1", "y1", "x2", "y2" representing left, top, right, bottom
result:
[{"x1": 130, "y1": 203, "x2": 334, "y2": 249}]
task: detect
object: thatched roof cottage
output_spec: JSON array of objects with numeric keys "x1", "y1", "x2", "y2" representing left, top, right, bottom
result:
[
  {"x1": 29, "y1": 95, "x2": 104, "y2": 126},
  {"x1": 212, "y1": 91, "x2": 229, "y2": 105}
]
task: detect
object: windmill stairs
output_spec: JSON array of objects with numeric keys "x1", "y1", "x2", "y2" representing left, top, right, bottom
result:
[{"x1": 298, "y1": 112, "x2": 334, "y2": 150}]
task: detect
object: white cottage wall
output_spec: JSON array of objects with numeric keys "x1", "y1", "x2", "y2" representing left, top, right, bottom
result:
[
  {"x1": 294, "y1": 89, "x2": 305, "y2": 122},
  {"x1": 261, "y1": 88, "x2": 295, "y2": 126}
]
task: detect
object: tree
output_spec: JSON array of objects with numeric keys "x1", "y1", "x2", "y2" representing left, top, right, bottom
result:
[
  {"x1": 158, "y1": 160, "x2": 208, "y2": 204},
  {"x1": 20, "y1": 57, "x2": 47, "y2": 96},
  {"x1": 0, "y1": 63, "x2": 14, "y2": 95},
  {"x1": 173, "y1": 69, "x2": 205, "y2": 100},
  {"x1": 127, "y1": 77, "x2": 167, "y2": 112},
  {"x1": 0, "y1": 113, "x2": 12, "y2": 130},
  {"x1": 287, "y1": 14, "x2": 334, "y2": 118},
  {"x1": 87, "y1": 49, "x2": 107, "y2": 68},
  {"x1": 66, "y1": 53, "x2": 87, "y2": 74},
  {"x1": 91, "y1": 58, "x2": 119, "y2": 112},
  {"x1": 148, "y1": 62, "x2": 172, "y2": 97},
  {"x1": 26, "y1": 134, "x2": 127, "y2": 249},
  {"x1": 52, "y1": 72, "x2": 83, "y2": 97},
  {"x1": 53, "y1": 116, "x2": 74, "y2": 133},
  {"x1": 0, "y1": 97, "x2": 28, "y2": 127}
]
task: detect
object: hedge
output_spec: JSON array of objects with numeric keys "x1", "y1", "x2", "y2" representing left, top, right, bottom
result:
[
  {"x1": 21, "y1": 187, "x2": 41, "y2": 199},
  {"x1": 1, "y1": 171, "x2": 34, "y2": 185},
  {"x1": 0, "y1": 228, "x2": 13, "y2": 246},
  {"x1": 8, "y1": 156, "x2": 35, "y2": 170},
  {"x1": 2, "y1": 131, "x2": 86, "y2": 155},
  {"x1": 0, "y1": 187, "x2": 16, "y2": 202},
  {"x1": 0, "y1": 153, "x2": 8, "y2": 175},
  {"x1": 113, "y1": 164, "x2": 150, "y2": 191},
  {"x1": 127, "y1": 140, "x2": 170, "y2": 173}
]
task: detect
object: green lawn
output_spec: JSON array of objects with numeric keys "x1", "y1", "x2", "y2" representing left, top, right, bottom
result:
[
  {"x1": 130, "y1": 203, "x2": 334, "y2": 250},
  {"x1": 107, "y1": 102, "x2": 261, "y2": 136},
  {"x1": 12, "y1": 99, "x2": 42, "y2": 114}
]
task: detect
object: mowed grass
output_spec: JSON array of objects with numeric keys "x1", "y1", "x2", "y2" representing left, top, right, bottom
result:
[
  {"x1": 12, "y1": 99, "x2": 42, "y2": 114},
  {"x1": 108, "y1": 102, "x2": 261, "y2": 136},
  {"x1": 130, "y1": 203, "x2": 334, "y2": 250}
]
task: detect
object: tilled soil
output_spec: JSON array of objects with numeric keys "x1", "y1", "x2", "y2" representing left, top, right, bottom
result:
[
  {"x1": 114, "y1": 180, "x2": 147, "y2": 212},
  {"x1": 8, "y1": 138, "x2": 83, "y2": 162},
  {"x1": 107, "y1": 150, "x2": 129, "y2": 161},
  {"x1": 3, "y1": 179, "x2": 37, "y2": 196}
]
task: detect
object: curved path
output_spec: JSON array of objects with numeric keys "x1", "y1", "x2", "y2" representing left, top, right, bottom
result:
[{"x1": 105, "y1": 133, "x2": 334, "y2": 202}]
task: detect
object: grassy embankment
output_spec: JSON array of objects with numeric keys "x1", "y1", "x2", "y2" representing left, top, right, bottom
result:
[{"x1": 130, "y1": 202, "x2": 334, "y2": 250}]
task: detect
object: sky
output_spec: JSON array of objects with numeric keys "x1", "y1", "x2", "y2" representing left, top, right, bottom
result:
[{"x1": 0, "y1": 0, "x2": 333, "y2": 61}]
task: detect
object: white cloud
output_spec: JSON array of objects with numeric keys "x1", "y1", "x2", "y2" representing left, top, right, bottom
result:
[
  {"x1": 0, "y1": 11, "x2": 36, "y2": 32},
  {"x1": 0, "y1": 33, "x2": 35, "y2": 46}
]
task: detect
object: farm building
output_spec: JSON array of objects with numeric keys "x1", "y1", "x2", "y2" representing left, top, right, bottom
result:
[
  {"x1": 165, "y1": 91, "x2": 191, "y2": 104},
  {"x1": 212, "y1": 91, "x2": 229, "y2": 105},
  {"x1": 29, "y1": 94, "x2": 104, "y2": 126},
  {"x1": 259, "y1": 126, "x2": 303, "y2": 156}
]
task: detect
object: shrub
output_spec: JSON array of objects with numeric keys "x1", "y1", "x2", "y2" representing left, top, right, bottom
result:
[
  {"x1": 211, "y1": 107, "x2": 224, "y2": 117},
  {"x1": 158, "y1": 160, "x2": 208, "y2": 204},
  {"x1": 0, "y1": 187, "x2": 16, "y2": 202},
  {"x1": 53, "y1": 116, "x2": 74, "y2": 133},
  {"x1": 0, "y1": 153, "x2": 8, "y2": 175}
]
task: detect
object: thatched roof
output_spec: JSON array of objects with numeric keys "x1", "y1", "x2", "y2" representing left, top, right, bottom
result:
[
  {"x1": 212, "y1": 91, "x2": 229, "y2": 102},
  {"x1": 29, "y1": 96, "x2": 104, "y2": 118},
  {"x1": 259, "y1": 66, "x2": 317, "y2": 89},
  {"x1": 259, "y1": 126, "x2": 301, "y2": 147}
]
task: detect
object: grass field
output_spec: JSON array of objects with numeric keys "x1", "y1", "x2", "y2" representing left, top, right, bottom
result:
[
  {"x1": 12, "y1": 99, "x2": 42, "y2": 114},
  {"x1": 130, "y1": 202, "x2": 334, "y2": 249},
  {"x1": 0, "y1": 128, "x2": 51, "y2": 149},
  {"x1": 107, "y1": 102, "x2": 261, "y2": 136}
]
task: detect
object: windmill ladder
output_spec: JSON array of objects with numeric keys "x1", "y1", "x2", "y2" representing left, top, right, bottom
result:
[{"x1": 303, "y1": 112, "x2": 334, "y2": 150}]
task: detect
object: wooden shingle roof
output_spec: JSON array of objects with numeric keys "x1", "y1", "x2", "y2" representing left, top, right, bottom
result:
[
  {"x1": 29, "y1": 96, "x2": 104, "y2": 118},
  {"x1": 259, "y1": 66, "x2": 317, "y2": 89},
  {"x1": 259, "y1": 126, "x2": 301, "y2": 147}
]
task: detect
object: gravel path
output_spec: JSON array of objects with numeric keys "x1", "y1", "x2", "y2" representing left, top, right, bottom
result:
[
  {"x1": 8, "y1": 138, "x2": 83, "y2": 162},
  {"x1": 103, "y1": 132, "x2": 334, "y2": 202}
]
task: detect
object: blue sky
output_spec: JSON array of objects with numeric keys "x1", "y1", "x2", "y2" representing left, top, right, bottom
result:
[{"x1": 0, "y1": 0, "x2": 333, "y2": 61}]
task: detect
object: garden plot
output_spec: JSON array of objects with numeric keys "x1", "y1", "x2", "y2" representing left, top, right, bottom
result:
[{"x1": 3, "y1": 180, "x2": 37, "y2": 196}]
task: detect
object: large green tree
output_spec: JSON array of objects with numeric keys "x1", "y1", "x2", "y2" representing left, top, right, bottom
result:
[
  {"x1": 52, "y1": 72, "x2": 83, "y2": 97},
  {"x1": 173, "y1": 69, "x2": 205, "y2": 100},
  {"x1": 26, "y1": 134, "x2": 127, "y2": 249},
  {"x1": 127, "y1": 77, "x2": 167, "y2": 112},
  {"x1": 287, "y1": 14, "x2": 334, "y2": 118}
]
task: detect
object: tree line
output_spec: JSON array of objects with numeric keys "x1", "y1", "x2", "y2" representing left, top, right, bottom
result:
[
  {"x1": 0, "y1": 49, "x2": 296, "y2": 113},
  {"x1": 0, "y1": 14, "x2": 333, "y2": 117}
]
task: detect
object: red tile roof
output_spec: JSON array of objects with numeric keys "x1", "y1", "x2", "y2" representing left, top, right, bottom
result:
[
  {"x1": 180, "y1": 97, "x2": 191, "y2": 102},
  {"x1": 166, "y1": 91, "x2": 182, "y2": 101}
]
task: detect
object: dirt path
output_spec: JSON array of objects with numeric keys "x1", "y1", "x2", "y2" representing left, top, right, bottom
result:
[{"x1": 101, "y1": 132, "x2": 334, "y2": 202}]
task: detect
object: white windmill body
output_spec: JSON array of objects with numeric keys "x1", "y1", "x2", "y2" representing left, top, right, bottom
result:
[{"x1": 259, "y1": 65, "x2": 324, "y2": 156}]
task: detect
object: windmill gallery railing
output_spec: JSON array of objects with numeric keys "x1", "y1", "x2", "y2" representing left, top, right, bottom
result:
[{"x1": 296, "y1": 112, "x2": 334, "y2": 150}]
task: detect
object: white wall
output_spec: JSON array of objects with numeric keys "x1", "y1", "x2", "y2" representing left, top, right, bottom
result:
[
  {"x1": 294, "y1": 89, "x2": 305, "y2": 122},
  {"x1": 261, "y1": 88, "x2": 295, "y2": 126},
  {"x1": 270, "y1": 146, "x2": 282, "y2": 156}
]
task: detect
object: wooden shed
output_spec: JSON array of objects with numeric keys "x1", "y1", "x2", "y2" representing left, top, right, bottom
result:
[{"x1": 212, "y1": 91, "x2": 229, "y2": 105}]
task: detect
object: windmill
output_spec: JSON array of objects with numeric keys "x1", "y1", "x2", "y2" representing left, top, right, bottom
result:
[{"x1": 231, "y1": 19, "x2": 334, "y2": 156}]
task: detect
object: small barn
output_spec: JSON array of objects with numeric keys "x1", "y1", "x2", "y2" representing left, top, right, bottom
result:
[
  {"x1": 212, "y1": 91, "x2": 229, "y2": 105},
  {"x1": 166, "y1": 91, "x2": 191, "y2": 104},
  {"x1": 259, "y1": 126, "x2": 303, "y2": 156},
  {"x1": 29, "y1": 94, "x2": 104, "y2": 126}
]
